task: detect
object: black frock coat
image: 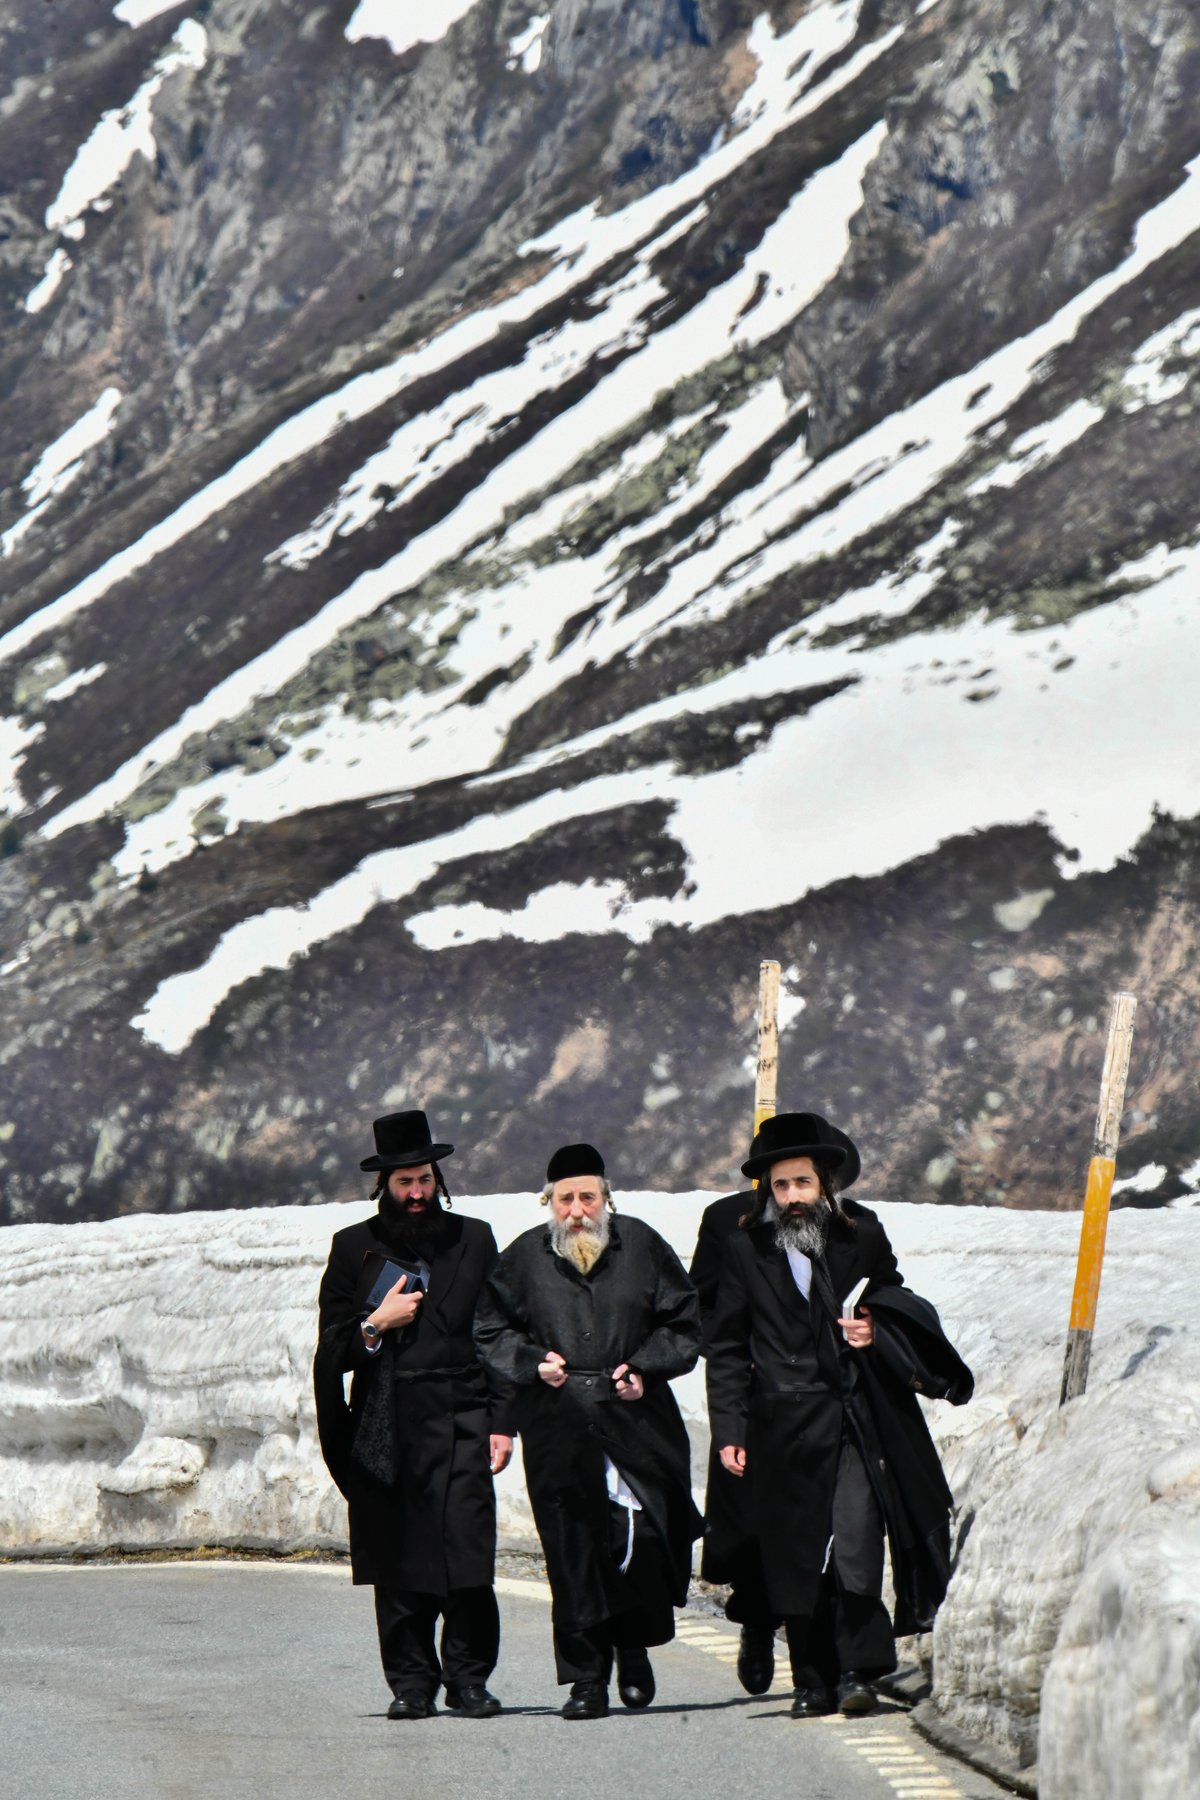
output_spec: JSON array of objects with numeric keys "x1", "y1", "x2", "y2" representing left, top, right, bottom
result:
[
  {"x1": 689, "y1": 1190, "x2": 760, "y2": 1586},
  {"x1": 313, "y1": 1210, "x2": 510, "y2": 1593},
  {"x1": 473, "y1": 1215, "x2": 703, "y2": 1635},
  {"x1": 706, "y1": 1200, "x2": 968, "y2": 1629}
]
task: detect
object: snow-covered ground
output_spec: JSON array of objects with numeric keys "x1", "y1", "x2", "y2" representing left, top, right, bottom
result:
[{"x1": 0, "y1": 1194, "x2": 1195, "y2": 1795}]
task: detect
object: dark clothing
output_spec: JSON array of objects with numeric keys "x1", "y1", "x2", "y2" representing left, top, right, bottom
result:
[
  {"x1": 552, "y1": 1507, "x2": 675, "y2": 1683},
  {"x1": 474, "y1": 1215, "x2": 702, "y2": 1652},
  {"x1": 706, "y1": 1199, "x2": 969, "y2": 1636},
  {"x1": 313, "y1": 1210, "x2": 511, "y2": 1591},
  {"x1": 374, "y1": 1584, "x2": 499, "y2": 1699},
  {"x1": 690, "y1": 1190, "x2": 774, "y2": 1620}
]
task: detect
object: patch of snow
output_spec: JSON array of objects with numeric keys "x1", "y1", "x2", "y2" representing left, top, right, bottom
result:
[
  {"x1": 113, "y1": 0, "x2": 188, "y2": 23},
  {"x1": 993, "y1": 888, "x2": 1055, "y2": 932},
  {"x1": 41, "y1": 663, "x2": 108, "y2": 706},
  {"x1": 23, "y1": 247, "x2": 73, "y2": 316},
  {"x1": 1121, "y1": 305, "x2": 1200, "y2": 411},
  {"x1": 3, "y1": 389, "x2": 122, "y2": 566},
  {"x1": 966, "y1": 400, "x2": 1105, "y2": 497},
  {"x1": 345, "y1": 0, "x2": 481, "y2": 57},
  {"x1": 507, "y1": 14, "x2": 549, "y2": 73},
  {"x1": 0, "y1": 716, "x2": 45, "y2": 816},
  {"x1": 44, "y1": 23, "x2": 208, "y2": 235},
  {"x1": 1111, "y1": 1163, "x2": 1168, "y2": 1196}
]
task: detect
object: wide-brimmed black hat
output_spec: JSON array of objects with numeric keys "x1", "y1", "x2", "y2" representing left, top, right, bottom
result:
[
  {"x1": 360, "y1": 1109, "x2": 454, "y2": 1172},
  {"x1": 546, "y1": 1143, "x2": 605, "y2": 1183},
  {"x1": 741, "y1": 1111, "x2": 860, "y2": 1185}
]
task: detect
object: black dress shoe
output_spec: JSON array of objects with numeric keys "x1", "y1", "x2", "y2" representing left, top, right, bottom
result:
[
  {"x1": 836, "y1": 1672, "x2": 876, "y2": 1715},
  {"x1": 561, "y1": 1681, "x2": 609, "y2": 1720},
  {"x1": 790, "y1": 1686, "x2": 836, "y2": 1718},
  {"x1": 737, "y1": 1626, "x2": 776, "y2": 1696},
  {"x1": 387, "y1": 1693, "x2": 436, "y2": 1720},
  {"x1": 444, "y1": 1683, "x2": 502, "y2": 1716},
  {"x1": 615, "y1": 1647, "x2": 655, "y2": 1709}
]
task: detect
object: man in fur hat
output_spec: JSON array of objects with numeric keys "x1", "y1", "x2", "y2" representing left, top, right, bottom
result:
[
  {"x1": 474, "y1": 1144, "x2": 702, "y2": 1720},
  {"x1": 706, "y1": 1112, "x2": 972, "y2": 1718},
  {"x1": 313, "y1": 1110, "x2": 513, "y2": 1721}
]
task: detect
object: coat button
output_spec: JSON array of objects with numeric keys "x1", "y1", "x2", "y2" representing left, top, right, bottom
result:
[
  {"x1": 585, "y1": 1378, "x2": 594, "y2": 1387},
  {"x1": 583, "y1": 1331, "x2": 591, "y2": 1339}
]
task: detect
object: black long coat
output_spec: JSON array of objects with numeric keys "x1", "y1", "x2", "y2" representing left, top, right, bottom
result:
[
  {"x1": 689, "y1": 1190, "x2": 759, "y2": 1586},
  {"x1": 474, "y1": 1215, "x2": 703, "y2": 1634},
  {"x1": 313, "y1": 1210, "x2": 510, "y2": 1593},
  {"x1": 706, "y1": 1200, "x2": 969, "y2": 1631}
]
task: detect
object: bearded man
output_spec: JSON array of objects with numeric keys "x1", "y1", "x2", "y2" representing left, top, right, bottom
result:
[
  {"x1": 473, "y1": 1144, "x2": 702, "y2": 1720},
  {"x1": 314, "y1": 1110, "x2": 513, "y2": 1721},
  {"x1": 706, "y1": 1113, "x2": 972, "y2": 1719}
]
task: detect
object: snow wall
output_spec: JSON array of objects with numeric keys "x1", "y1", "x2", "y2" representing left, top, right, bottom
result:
[{"x1": 1, "y1": 1194, "x2": 1196, "y2": 1797}]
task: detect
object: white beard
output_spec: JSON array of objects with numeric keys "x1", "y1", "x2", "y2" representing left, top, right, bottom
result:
[
  {"x1": 550, "y1": 1209, "x2": 610, "y2": 1272},
  {"x1": 768, "y1": 1195, "x2": 832, "y2": 1258}
]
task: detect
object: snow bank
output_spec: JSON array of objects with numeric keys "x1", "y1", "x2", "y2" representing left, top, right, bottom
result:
[{"x1": 0, "y1": 1196, "x2": 1195, "y2": 1794}]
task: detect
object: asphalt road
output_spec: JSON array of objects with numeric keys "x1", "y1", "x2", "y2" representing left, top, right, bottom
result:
[{"x1": 0, "y1": 1564, "x2": 1013, "y2": 1800}]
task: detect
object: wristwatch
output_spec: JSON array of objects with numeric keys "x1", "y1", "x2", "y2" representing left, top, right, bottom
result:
[{"x1": 361, "y1": 1320, "x2": 382, "y2": 1346}]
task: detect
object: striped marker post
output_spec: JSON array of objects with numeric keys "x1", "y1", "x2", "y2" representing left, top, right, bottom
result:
[
  {"x1": 1059, "y1": 990, "x2": 1138, "y2": 1405},
  {"x1": 754, "y1": 959, "x2": 781, "y2": 1133}
]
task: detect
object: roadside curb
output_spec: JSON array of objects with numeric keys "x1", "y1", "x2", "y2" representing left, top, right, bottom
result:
[{"x1": 911, "y1": 1699, "x2": 1038, "y2": 1799}]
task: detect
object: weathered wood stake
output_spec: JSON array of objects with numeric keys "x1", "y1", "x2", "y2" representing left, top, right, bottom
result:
[
  {"x1": 754, "y1": 960, "x2": 781, "y2": 1135},
  {"x1": 1059, "y1": 990, "x2": 1138, "y2": 1405}
]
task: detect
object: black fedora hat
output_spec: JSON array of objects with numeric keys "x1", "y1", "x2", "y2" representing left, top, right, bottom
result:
[
  {"x1": 361, "y1": 1109, "x2": 454, "y2": 1172},
  {"x1": 546, "y1": 1143, "x2": 605, "y2": 1183},
  {"x1": 741, "y1": 1111, "x2": 860, "y2": 1185}
]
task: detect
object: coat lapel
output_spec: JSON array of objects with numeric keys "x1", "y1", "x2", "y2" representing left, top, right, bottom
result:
[
  {"x1": 427, "y1": 1217, "x2": 469, "y2": 1327},
  {"x1": 748, "y1": 1225, "x2": 812, "y2": 1322}
]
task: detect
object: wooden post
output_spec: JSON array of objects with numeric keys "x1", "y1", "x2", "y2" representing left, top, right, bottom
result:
[
  {"x1": 1059, "y1": 991, "x2": 1137, "y2": 1405},
  {"x1": 754, "y1": 960, "x2": 781, "y2": 1135}
]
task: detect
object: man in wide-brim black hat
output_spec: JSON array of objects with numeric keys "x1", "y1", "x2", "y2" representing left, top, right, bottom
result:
[
  {"x1": 313, "y1": 1110, "x2": 514, "y2": 1720},
  {"x1": 688, "y1": 1110, "x2": 861, "y2": 1696},
  {"x1": 474, "y1": 1143, "x2": 702, "y2": 1720},
  {"x1": 705, "y1": 1111, "x2": 973, "y2": 1718}
]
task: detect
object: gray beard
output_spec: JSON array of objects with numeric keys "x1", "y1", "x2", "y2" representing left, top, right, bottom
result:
[
  {"x1": 770, "y1": 1197, "x2": 832, "y2": 1259},
  {"x1": 550, "y1": 1209, "x2": 611, "y2": 1273}
]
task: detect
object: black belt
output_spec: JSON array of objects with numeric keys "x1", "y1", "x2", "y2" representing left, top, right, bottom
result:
[{"x1": 391, "y1": 1362, "x2": 481, "y2": 1382}]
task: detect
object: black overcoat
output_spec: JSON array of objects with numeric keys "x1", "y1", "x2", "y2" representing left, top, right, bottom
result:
[
  {"x1": 313, "y1": 1210, "x2": 510, "y2": 1592},
  {"x1": 706, "y1": 1200, "x2": 969, "y2": 1631},
  {"x1": 689, "y1": 1190, "x2": 759, "y2": 1586},
  {"x1": 473, "y1": 1214, "x2": 703, "y2": 1634}
]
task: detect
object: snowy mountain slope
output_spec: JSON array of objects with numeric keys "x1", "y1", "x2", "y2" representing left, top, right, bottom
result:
[
  {"x1": 0, "y1": 0, "x2": 1198, "y2": 1222},
  {"x1": 0, "y1": 1195, "x2": 1196, "y2": 1799}
]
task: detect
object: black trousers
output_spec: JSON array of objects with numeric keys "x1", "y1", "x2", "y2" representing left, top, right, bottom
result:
[
  {"x1": 552, "y1": 1507, "x2": 675, "y2": 1686},
  {"x1": 783, "y1": 1439, "x2": 895, "y2": 1689},
  {"x1": 374, "y1": 1584, "x2": 499, "y2": 1699}
]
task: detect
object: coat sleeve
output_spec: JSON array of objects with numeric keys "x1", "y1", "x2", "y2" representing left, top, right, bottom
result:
[
  {"x1": 474, "y1": 1226, "x2": 519, "y2": 1434},
  {"x1": 624, "y1": 1239, "x2": 702, "y2": 1381},
  {"x1": 473, "y1": 1248, "x2": 552, "y2": 1387},
  {"x1": 705, "y1": 1243, "x2": 754, "y2": 1449},
  {"x1": 312, "y1": 1234, "x2": 375, "y2": 1497}
]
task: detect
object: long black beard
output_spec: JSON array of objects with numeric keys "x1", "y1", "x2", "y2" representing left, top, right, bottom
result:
[
  {"x1": 376, "y1": 1194, "x2": 452, "y2": 1259},
  {"x1": 771, "y1": 1197, "x2": 832, "y2": 1259}
]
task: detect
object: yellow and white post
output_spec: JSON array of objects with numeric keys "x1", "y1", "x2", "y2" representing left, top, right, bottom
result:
[
  {"x1": 1059, "y1": 990, "x2": 1138, "y2": 1405},
  {"x1": 754, "y1": 959, "x2": 781, "y2": 1135}
]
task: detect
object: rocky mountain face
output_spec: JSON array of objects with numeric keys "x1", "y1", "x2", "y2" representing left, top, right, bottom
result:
[{"x1": 1, "y1": 0, "x2": 1197, "y2": 1224}]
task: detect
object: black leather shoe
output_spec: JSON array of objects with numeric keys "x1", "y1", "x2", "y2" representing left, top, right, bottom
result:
[
  {"x1": 387, "y1": 1693, "x2": 436, "y2": 1720},
  {"x1": 561, "y1": 1681, "x2": 609, "y2": 1720},
  {"x1": 615, "y1": 1647, "x2": 655, "y2": 1708},
  {"x1": 790, "y1": 1686, "x2": 835, "y2": 1718},
  {"x1": 444, "y1": 1683, "x2": 502, "y2": 1717},
  {"x1": 737, "y1": 1626, "x2": 776, "y2": 1696},
  {"x1": 836, "y1": 1672, "x2": 876, "y2": 1715}
]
